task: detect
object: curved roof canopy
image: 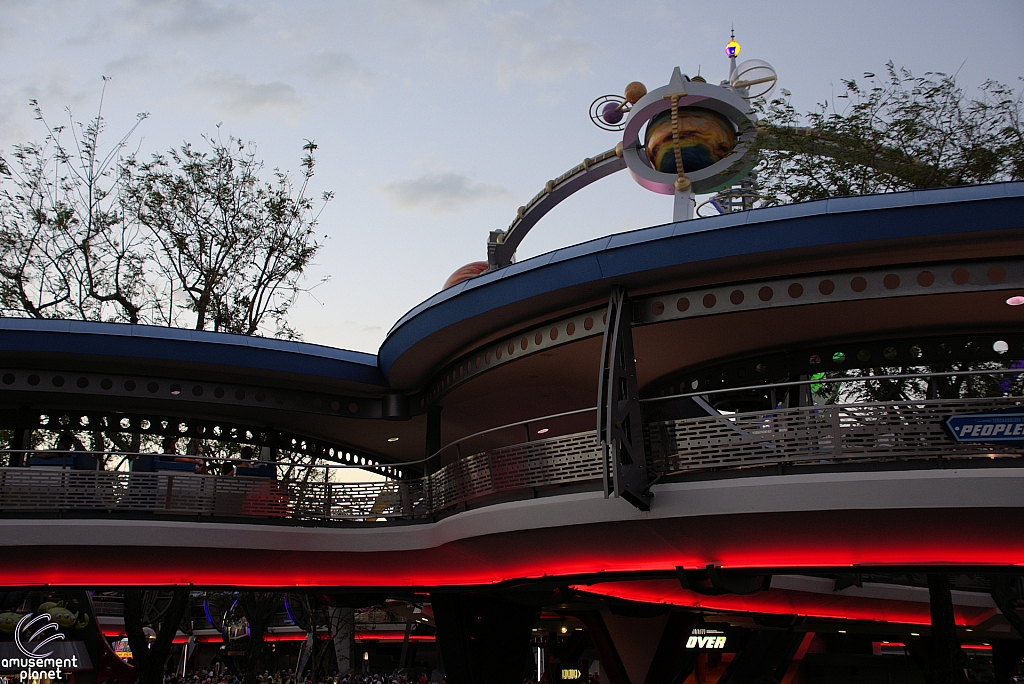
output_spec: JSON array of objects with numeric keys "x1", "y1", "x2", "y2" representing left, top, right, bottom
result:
[
  {"x1": 381, "y1": 181, "x2": 1024, "y2": 389},
  {"x1": 1, "y1": 182, "x2": 1022, "y2": 400}
]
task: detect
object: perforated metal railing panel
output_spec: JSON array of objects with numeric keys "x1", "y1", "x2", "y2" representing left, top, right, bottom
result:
[
  {"x1": 3, "y1": 397, "x2": 1023, "y2": 524},
  {"x1": 429, "y1": 431, "x2": 604, "y2": 512},
  {"x1": 646, "y1": 397, "x2": 1024, "y2": 473}
]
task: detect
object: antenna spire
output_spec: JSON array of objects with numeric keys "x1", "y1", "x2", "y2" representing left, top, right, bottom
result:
[{"x1": 726, "y1": 28, "x2": 741, "y2": 83}]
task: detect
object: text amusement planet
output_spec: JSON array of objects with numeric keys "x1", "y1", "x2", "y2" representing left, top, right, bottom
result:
[{"x1": 1, "y1": 614, "x2": 78, "y2": 681}]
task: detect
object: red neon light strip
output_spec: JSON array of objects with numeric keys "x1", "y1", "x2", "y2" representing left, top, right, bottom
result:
[
  {"x1": 3, "y1": 509, "x2": 1022, "y2": 587},
  {"x1": 102, "y1": 630, "x2": 432, "y2": 643},
  {"x1": 354, "y1": 634, "x2": 434, "y2": 642},
  {"x1": 571, "y1": 580, "x2": 998, "y2": 627},
  {"x1": 876, "y1": 643, "x2": 992, "y2": 651}
]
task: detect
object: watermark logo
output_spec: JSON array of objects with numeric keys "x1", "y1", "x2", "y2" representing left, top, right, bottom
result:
[
  {"x1": 15, "y1": 613, "x2": 65, "y2": 658},
  {"x1": 0, "y1": 613, "x2": 78, "y2": 682}
]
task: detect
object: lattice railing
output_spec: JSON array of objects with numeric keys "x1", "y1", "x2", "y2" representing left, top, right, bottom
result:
[
  {"x1": 2, "y1": 396, "x2": 1022, "y2": 524},
  {"x1": 646, "y1": 397, "x2": 1024, "y2": 473},
  {"x1": 428, "y1": 431, "x2": 604, "y2": 512}
]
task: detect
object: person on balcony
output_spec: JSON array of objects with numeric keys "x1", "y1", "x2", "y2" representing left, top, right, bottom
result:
[{"x1": 161, "y1": 436, "x2": 206, "y2": 473}]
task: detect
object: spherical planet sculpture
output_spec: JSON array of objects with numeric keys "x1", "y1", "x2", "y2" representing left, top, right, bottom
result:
[
  {"x1": 624, "y1": 81, "x2": 647, "y2": 104},
  {"x1": 443, "y1": 261, "x2": 489, "y2": 290},
  {"x1": 601, "y1": 102, "x2": 624, "y2": 125},
  {"x1": 643, "y1": 107, "x2": 737, "y2": 175}
]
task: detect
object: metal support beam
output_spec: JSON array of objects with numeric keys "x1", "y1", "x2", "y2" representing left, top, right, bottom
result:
[
  {"x1": 928, "y1": 573, "x2": 963, "y2": 684},
  {"x1": 597, "y1": 286, "x2": 651, "y2": 510},
  {"x1": 425, "y1": 405, "x2": 442, "y2": 477},
  {"x1": 716, "y1": 629, "x2": 802, "y2": 684},
  {"x1": 430, "y1": 592, "x2": 538, "y2": 684}
]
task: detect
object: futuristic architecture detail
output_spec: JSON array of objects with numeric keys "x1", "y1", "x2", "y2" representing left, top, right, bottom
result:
[
  {"x1": 2, "y1": 33, "x2": 1024, "y2": 684},
  {"x1": 487, "y1": 33, "x2": 776, "y2": 271}
]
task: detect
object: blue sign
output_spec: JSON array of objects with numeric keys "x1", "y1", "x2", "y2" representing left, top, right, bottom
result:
[{"x1": 944, "y1": 411, "x2": 1024, "y2": 446}]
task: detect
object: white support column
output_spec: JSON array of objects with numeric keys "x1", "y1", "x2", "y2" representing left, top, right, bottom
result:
[
  {"x1": 673, "y1": 188, "x2": 695, "y2": 222},
  {"x1": 329, "y1": 606, "x2": 355, "y2": 675}
]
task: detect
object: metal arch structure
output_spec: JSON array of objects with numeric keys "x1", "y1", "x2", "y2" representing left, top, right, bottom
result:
[
  {"x1": 484, "y1": 120, "x2": 1002, "y2": 271},
  {"x1": 485, "y1": 68, "x2": 969, "y2": 271},
  {"x1": 487, "y1": 147, "x2": 626, "y2": 271},
  {"x1": 487, "y1": 68, "x2": 760, "y2": 271},
  {"x1": 618, "y1": 67, "x2": 758, "y2": 197}
]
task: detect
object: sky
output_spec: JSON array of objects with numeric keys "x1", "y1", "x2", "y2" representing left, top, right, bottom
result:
[{"x1": 1, "y1": 0, "x2": 1022, "y2": 353}]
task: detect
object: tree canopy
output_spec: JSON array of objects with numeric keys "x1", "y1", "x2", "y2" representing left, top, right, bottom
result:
[
  {"x1": 2, "y1": 67, "x2": 1021, "y2": 336},
  {"x1": 754, "y1": 63, "x2": 1024, "y2": 205},
  {"x1": 0, "y1": 87, "x2": 331, "y2": 338}
]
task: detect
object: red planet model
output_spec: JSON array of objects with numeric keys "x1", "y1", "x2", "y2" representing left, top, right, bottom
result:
[{"x1": 443, "y1": 261, "x2": 489, "y2": 289}]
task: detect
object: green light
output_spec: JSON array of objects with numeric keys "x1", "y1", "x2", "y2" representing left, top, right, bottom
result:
[{"x1": 810, "y1": 372, "x2": 826, "y2": 393}]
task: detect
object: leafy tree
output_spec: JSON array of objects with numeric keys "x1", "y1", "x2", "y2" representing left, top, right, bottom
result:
[
  {"x1": 0, "y1": 87, "x2": 151, "y2": 322},
  {"x1": 755, "y1": 63, "x2": 1024, "y2": 205},
  {"x1": 0, "y1": 86, "x2": 331, "y2": 338},
  {"x1": 814, "y1": 360, "x2": 1024, "y2": 405},
  {"x1": 123, "y1": 134, "x2": 332, "y2": 337}
]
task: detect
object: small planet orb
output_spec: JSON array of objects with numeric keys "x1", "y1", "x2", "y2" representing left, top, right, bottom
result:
[
  {"x1": 443, "y1": 261, "x2": 489, "y2": 290},
  {"x1": 624, "y1": 81, "x2": 647, "y2": 105},
  {"x1": 644, "y1": 107, "x2": 737, "y2": 174},
  {"x1": 601, "y1": 102, "x2": 623, "y2": 125}
]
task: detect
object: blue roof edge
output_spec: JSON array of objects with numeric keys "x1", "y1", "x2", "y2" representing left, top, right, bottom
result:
[
  {"x1": 379, "y1": 181, "x2": 1024, "y2": 380},
  {"x1": 0, "y1": 319, "x2": 387, "y2": 388}
]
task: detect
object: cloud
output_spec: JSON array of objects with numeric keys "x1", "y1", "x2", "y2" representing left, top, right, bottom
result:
[
  {"x1": 485, "y1": 11, "x2": 601, "y2": 86},
  {"x1": 22, "y1": 65, "x2": 95, "y2": 111},
  {"x1": 306, "y1": 50, "x2": 375, "y2": 88},
  {"x1": 103, "y1": 52, "x2": 156, "y2": 75},
  {"x1": 121, "y1": 0, "x2": 255, "y2": 38},
  {"x1": 383, "y1": 172, "x2": 510, "y2": 213},
  {"x1": 193, "y1": 71, "x2": 302, "y2": 116}
]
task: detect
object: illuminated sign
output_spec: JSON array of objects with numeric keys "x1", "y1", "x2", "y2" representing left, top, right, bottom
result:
[
  {"x1": 686, "y1": 628, "x2": 727, "y2": 650},
  {"x1": 113, "y1": 640, "x2": 132, "y2": 661},
  {"x1": 944, "y1": 412, "x2": 1024, "y2": 446},
  {"x1": 559, "y1": 667, "x2": 584, "y2": 682}
]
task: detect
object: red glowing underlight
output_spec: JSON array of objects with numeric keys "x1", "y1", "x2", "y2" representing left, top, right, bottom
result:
[
  {"x1": 3, "y1": 508, "x2": 1022, "y2": 588},
  {"x1": 100, "y1": 628, "x2": 433, "y2": 643},
  {"x1": 571, "y1": 580, "x2": 997, "y2": 627},
  {"x1": 355, "y1": 634, "x2": 435, "y2": 642}
]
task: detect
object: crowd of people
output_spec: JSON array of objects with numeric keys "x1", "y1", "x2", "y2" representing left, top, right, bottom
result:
[
  {"x1": 159, "y1": 438, "x2": 260, "y2": 476},
  {"x1": 162, "y1": 669, "x2": 445, "y2": 684},
  {"x1": 162, "y1": 669, "x2": 600, "y2": 684},
  {"x1": 20, "y1": 431, "x2": 265, "y2": 476}
]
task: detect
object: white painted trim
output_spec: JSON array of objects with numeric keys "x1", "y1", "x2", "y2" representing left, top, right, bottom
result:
[{"x1": 2, "y1": 468, "x2": 1022, "y2": 553}]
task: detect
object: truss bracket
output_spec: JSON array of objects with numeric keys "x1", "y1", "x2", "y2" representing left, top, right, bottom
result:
[{"x1": 597, "y1": 286, "x2": 651, "y2": 510}]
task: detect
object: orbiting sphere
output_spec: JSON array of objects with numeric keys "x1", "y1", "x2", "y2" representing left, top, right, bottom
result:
[
  {"x1": 601, "y1": 102, "x2": 623, "y2": 125},
  {"x1": 644, "y1": 107, "x2": 737, "y2": 174},
  {"x1": 624, "y1": 81, "x2": 647, "y2": 105},
  {"x1": 443, "y1": 261, "x2": 489, "y2": 290}
]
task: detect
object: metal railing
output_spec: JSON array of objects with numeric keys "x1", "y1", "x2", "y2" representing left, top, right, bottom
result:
[
  {"x1": 646, "y1": 397, "x2": 1024, "y2": 474},
  {"x1": 0, "y1": 369, "x2": 1021, "y2": 525},
  {"x1": 0, "y1": 431, "x2": 602, "y2": 523}
]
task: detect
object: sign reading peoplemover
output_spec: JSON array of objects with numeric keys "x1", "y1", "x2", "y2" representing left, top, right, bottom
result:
[{"x1": 945, "y1": 411, "x2": 1024, "y2": 446}]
